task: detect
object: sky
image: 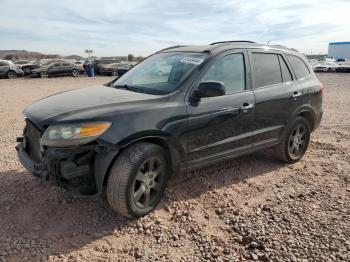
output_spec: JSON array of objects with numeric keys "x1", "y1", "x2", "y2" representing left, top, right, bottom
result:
[{"x1": 0, "y1": 0, "x2": 349, "y2": 57}]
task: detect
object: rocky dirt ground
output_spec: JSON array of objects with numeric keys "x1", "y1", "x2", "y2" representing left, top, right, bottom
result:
[{"x1": 0, "y1": 74, "x2": 349, "y2": 262}]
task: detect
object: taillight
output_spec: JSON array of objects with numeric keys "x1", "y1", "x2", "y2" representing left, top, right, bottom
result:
[{"x1": 320, "y1": 83, "x2": 325, "y2": 94}]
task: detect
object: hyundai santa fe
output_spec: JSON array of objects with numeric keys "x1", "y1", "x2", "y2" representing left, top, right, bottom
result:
[{"x1": 16, "y1": 41, "x2": 323, "y2": 218}]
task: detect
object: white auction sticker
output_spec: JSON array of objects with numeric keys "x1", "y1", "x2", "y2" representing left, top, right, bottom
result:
[{"x1": 180, "y1": 57, "x2": 204, "y2": 65}]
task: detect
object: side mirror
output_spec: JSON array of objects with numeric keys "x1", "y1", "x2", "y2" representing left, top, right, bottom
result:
[{"x1": 192, "y1": 81, "x2": 225, "y2": 99}]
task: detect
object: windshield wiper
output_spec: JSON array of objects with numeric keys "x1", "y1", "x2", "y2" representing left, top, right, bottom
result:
[{"x1": 113, "y1": 84, "x2": 145, "y2": 93}]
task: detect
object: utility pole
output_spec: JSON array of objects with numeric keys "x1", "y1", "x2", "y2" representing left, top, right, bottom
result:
[{"x1": 85, "y1": 50, "x2": 94, "y2": 78}]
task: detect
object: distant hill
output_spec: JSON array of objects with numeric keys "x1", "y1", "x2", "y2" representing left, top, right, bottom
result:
[{"x1": 0, "y1": 50, "x2": 62, "y2": 60}]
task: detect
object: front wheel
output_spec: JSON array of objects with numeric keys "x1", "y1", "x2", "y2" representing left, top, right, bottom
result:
[
  {"x1": 7, "y1": 71, "x2": 16, "y2": 79},
  {"x1": 274, "y1": 117, "x2": 310, "y2": 163},
  {"x1": 107, "y1": 142, "x2": 169, "y2": 219}
]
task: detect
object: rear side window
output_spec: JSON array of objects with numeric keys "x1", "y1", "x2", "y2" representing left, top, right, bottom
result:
[
  {"x1": 62, "y1": 63, "x2": 71, "y2": 66},
  {"x1": 278, "y1": 55, "x2": 293, "y2": 82},
  {"x1": 252, "y1": 53, "x2": 282, "y2": 87},
  {"x1": 202, "y1": 53, "x2": 245, "y2": 94},
  {"x1": 287, "y1": 55, "x2": 310, "y2": 79}
]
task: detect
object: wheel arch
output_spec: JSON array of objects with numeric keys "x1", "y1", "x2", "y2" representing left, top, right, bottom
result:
[
  {"x1": 291, "y1": 105, "x2": 317, "y2": 131},
  {"x1": 98, "y1": 133, "x2": 184, "y2": 194}
]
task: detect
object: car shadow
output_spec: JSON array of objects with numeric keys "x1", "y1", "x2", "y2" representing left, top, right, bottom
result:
[{"x1": 0, "y1": 149, "x2": 285, "y2": 260}]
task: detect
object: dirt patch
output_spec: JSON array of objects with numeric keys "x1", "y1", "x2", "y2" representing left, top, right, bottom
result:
[{"x1": 0, "y1": 74, "x2": 349, "y2": 261}]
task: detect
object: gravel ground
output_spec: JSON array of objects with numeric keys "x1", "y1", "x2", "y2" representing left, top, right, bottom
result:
[{"x1": 0, "y1": 74, "x2": 349, "y2": 261}]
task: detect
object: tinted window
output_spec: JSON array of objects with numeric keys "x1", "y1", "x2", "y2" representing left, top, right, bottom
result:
[
  {"x1": 0, "y1": 62, "x2": 7, "y2": 66},
  {"x1": 62, "y1": 63, "x2": 71, "y2": 66},
  {"x1": 53, "y1": 63, "x2": 60, "y2": 67},
  {"x1": 278, "y1": 55, "x2": 292, "y2": 82},
  {"x1": 252, "y1": 53, "x2": 282, "y2": 87},
  {"x1": 202, "y1": 53, "x2": 245, "y2": 94},
  {"x1": 287, "y1": 55, "x2": 310, "y2": 79}
]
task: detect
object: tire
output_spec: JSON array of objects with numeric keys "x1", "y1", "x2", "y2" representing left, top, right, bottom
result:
[
  {"x1": 107, "y1": 142, "x2": 170, "y2": 219},
  {"x1": 274, "y1": 116, "x2": 311, "y2": 163},
  {"x1": 7, "y1": 71, "x2": 16, "y2": 79},
  {"x1": 72, "y1": 69, "x2": 79, "y2": 77},
  {"x1": 40, "y1": 72, "x2": 48, "y2": 78}
]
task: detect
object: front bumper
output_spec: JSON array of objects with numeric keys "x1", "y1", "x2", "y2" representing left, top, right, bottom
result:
[
  {"x1": 16, "y1": 142, "x2": 46, "y2": 176},
  {"x1": 16, "y1": 140, "x2": 119, "y2": 196}
]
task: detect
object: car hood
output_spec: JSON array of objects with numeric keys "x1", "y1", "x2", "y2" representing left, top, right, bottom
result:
[{"x1": 24, "y1": 85, "x2": 163, "y2": 128}]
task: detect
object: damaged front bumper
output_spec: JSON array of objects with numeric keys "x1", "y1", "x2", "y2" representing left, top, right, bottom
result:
[{"x1": 16, "y1": 139, "x2": 119, "y2": 196}]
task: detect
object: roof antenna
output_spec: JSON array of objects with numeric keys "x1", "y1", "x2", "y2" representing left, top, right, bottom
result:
[{"x1": 267, "y1": 40, "x2": 271, "y2": 45}]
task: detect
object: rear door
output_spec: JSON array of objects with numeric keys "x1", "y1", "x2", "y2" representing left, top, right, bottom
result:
[
  {"x1": 61, "y1": 62, "x2": 73, "y2": 75},
  {"x1": 249, "y1": 50, "x2": 303, "y2": 147},
  {"x1": 186, "y1": 50, "x2": 256, "y2": 168}
]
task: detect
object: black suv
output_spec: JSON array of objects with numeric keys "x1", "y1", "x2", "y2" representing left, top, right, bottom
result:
[{"x1": 16, "y1": 41, "x2": 323, "y2": 218}]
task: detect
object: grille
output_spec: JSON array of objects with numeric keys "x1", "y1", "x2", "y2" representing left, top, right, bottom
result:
[{"x1": 25, "y1": 120, "x2": 42, "y2": 163}]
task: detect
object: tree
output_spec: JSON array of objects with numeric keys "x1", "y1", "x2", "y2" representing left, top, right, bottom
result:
[{"x1": 128, "y1": 53, "x2": 134, "y2": 61}]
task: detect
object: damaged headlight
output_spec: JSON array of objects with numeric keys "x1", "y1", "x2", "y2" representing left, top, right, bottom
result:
[{"x1": 41, "y1": 122, "x2": 111, "y2": 147}]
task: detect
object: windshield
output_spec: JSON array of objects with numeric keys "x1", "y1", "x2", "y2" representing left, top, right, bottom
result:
[{"x1": 112, "y1": 52, "x2": 207, "y2": 95}]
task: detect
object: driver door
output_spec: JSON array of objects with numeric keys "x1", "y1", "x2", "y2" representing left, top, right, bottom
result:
[{"x1": 186, "y1": 51, "x2": 256, "y2": 168}]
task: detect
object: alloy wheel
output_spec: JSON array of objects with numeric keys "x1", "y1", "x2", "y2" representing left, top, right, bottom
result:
[
  {"x1": 132, "y1": 157, "x2": 165, "y2": 209},
  {"x1": 288, "y1": 124, "x2": 307, "y2": 158},
  {"x1": 7, "y1": 71, "x2": 16, "y2": 79},
  {"x1": 72, "y1": 70, "x2": 79, "y2": 77},
  {"x1": 40, "y1": 72, "x2": 48, "y2": 78}
]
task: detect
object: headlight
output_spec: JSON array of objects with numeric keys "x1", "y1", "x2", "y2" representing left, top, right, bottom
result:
[{"x1": 41, "y1": 122, "x2": 111, "y2": 147}]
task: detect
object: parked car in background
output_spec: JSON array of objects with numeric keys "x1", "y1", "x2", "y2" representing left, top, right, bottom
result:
[
  {"x1": 40, "y1": 59, "x2": 68, "y2": 66},
  {"x1": 30, "y1": 62, "x2": 83, "y2": 78},
  {"x1": 13, "y1": 60, "x2": 41, "y2": 75},
  {"x1": 335, "y1": 62, "x2": 350, "y2": 72},
  {"x1": 95, "y1": 58, "x2": 120, "y2": 74},
  {"x1": 17, "y1": 41, "x2": 323, "y2": 218},
  {"x1": 99, "y1": 63, "x2": 131, "y2": 76},
  {"x1": 313, "y1": 61, "x2": 339, "y2": 72},
  {"x1": 74, "y1": 61, "x2": 85, "y2": 72},
  {"x1": 0, "y1": 60, "x2": 24, "y2": 78}
]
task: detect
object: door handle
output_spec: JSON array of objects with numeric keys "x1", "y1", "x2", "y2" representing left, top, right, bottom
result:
[
  {"x1": 241, "y1": 103, "x2": 254, "y2": 112},
  {"x1": 292, "y1": 91, "x2": 302, "y2": 98}
]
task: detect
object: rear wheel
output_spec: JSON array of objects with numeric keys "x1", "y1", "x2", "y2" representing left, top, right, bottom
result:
[
  {"x1": 274, "y1": 117, "x2": 310, "y2": 163},
  {"x1": 72, "y1": 69, "x2": 79, "y2": 77},
  {"x1": 7, "y1": 71, "x2": 16, "y2": 79},
  {"x1": 107, "y1": 142, "x2": 169, "y2": 218}
]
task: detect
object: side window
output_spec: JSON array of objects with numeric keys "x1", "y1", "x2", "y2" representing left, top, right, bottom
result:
[
  {"x1": 201, "y1": 53, "x2": 245, "y2": 94},
  {"x1": 62, "y1": 63, "x2": 70, "y2": 66},
  {"x1": 287, "y1": 55, "x2": 310, "y2": 79},
  {"x1": 0, "y1": 62, "x2": 6, "y2": 66},
  {"x1": 252, "y1": 53, "x2": 282, "y2": 88},
  {"x1": 278, "y1": 55, "x2": 292, "y2": 82},
  {"x1": 53, "y1": 63, "x2": 60, "y2": 67}
]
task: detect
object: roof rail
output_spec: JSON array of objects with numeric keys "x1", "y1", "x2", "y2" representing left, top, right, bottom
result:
[
  {"x1": 268, "y1": 44, "x2": 299, "y2": 52},
  {"x1": 157, "y1": 45, "x2": 187, "y2": 52},
  {"x1": 210, "y1": 40, "x2": 256, "y2": 45}
]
